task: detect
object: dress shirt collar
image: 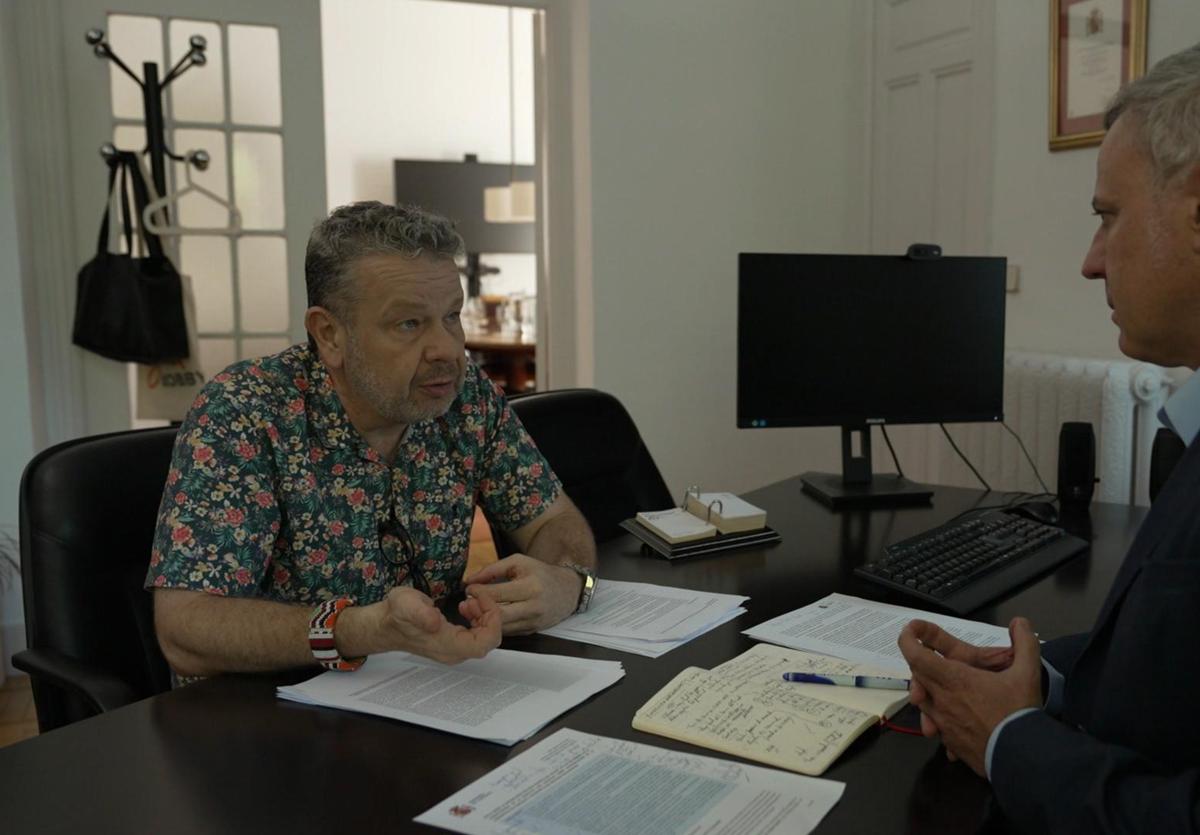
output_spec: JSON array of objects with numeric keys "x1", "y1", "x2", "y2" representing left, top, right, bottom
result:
[{"x1": 1161, "y1": 369, "x2": 1200, "y2": 447}]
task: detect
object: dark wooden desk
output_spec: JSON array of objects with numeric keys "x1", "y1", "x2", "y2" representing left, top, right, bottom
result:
[{"x1": 0, "y1": 479, "x2": 1146, "y2": 834}]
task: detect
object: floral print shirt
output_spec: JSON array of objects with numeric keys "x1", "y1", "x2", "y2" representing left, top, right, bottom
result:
[{"x1": 146, "y1": 343, "x2": 561, "y2": 606}]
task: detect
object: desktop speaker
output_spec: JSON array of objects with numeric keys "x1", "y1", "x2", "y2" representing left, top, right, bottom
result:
[
  {"x1": 1057, "y1": 422, "x2": 1096, "y2": 509},
  {"x1": 1149, "y1": 426, "x2": 1187, "y2": 503}
]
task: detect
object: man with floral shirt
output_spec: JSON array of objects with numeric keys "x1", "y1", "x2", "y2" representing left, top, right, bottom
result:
[{"x1": 148, "y1": 202, "x2": 597, "y2": 677}]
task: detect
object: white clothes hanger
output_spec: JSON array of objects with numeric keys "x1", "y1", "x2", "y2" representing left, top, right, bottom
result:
[{"x1": 142, "y1": 149, "x2": 242, "y2": 235}]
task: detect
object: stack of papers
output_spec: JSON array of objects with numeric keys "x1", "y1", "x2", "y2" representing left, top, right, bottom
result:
[
  {"x1": 540, "y1": 579, "x2": 748, "y2": 657},
  {"x1": 743, "y1": 592, "x2": 1011, "y2": 675},
  {"x1": 277, "y1": 649, "x2": 624, "y2": 746},
  {"x1": 417, "y1": 728, "x2": 845, "y2": 835}
]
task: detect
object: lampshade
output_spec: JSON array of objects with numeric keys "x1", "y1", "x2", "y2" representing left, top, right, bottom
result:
[
  {"x1": 484, "y1": 9, "x2": 536, "y2": 227},
  {"x1": 483, "y1": 185, "x2": 510, "y2": 223},
  {"x1": 484, "y1": 181, "x2": 535, "y2": 224},
  {"x1": 509, "y1": 180, "x2": 536, "y2": 219}
]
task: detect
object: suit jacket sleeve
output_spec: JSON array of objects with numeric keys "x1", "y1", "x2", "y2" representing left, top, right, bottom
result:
[
  {"x1": 990, "y1": 709, "x2": 1200, "y2": 834},
  {"x1": 1040, "y1": 632, "x2": 1090, "y2": 684}
]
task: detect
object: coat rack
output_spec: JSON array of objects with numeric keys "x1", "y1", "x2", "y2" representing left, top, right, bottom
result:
[{"x1": 85, "y1": 26, "x2": 210, "y2": 223}]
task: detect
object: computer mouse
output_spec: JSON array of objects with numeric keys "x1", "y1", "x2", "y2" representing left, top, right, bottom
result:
[{"x1": 1009, "y1": 500, "x2": 1059, "y2": 525}]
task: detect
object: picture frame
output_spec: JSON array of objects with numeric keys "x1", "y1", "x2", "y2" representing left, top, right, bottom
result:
[{"x1": 1050, "y1": 0, "x2": 1147, "y2": 151}]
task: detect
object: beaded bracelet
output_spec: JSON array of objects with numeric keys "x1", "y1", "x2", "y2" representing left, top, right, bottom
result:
[{"x1": 308, "y1": 597, "x2": 366, "y2": 672}]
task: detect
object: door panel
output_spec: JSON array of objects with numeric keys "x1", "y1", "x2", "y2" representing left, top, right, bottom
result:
[{"x1": 57, "y1": 0, "x2": 324, "y2": 434}]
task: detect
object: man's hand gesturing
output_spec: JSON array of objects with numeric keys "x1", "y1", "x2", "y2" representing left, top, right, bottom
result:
[
  {"x1": 342, "y1": 587, "x2": 502, "y2": 665},
  {"x1": 464, "y1": 554, "x2": 583, "y2": 634},
  {"x1": 898, "y1": 617, "x2": 1042, "y2": 776}
]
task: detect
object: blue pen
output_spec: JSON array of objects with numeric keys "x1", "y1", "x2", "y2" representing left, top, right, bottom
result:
[{"x1": 782, "y1": 672, "x2": 910, "y2": 690}]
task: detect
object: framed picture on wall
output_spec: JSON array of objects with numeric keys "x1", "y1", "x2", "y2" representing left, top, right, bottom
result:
[{"x1": 1050, "y1": 0, "x2": 1147, "y2": 150}]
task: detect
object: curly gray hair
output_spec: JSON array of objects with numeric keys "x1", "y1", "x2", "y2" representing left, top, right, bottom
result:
[
  {"x1": 1105, "y1": 43, "x2": 1200, "y2": 189},
  {"x1": 304, "y1": 201, "x2": 464, "y2": 340}
]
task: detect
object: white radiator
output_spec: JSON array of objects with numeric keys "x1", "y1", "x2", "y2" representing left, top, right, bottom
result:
[{"x1": 886, "y1": 351, "x2": 1177, "y2": 506}]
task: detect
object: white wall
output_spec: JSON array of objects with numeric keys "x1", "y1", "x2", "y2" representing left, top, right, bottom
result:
[
  {"x1": 0, "y1": 5, "x2": 37, "y2": 671},
  {"x1": 993, "y1": 2, "x2": 1200, "y2": 360},
  {"x1": 321, "y1": 0, "x2": 538, "y2": 299},
  {"x1": 586, "y1": 0, "x2": 871, "y2": 495}
]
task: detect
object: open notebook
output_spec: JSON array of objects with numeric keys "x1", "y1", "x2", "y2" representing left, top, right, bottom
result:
[{"x1": 632, "y1": 643, "x2": 909, "y2": 776}]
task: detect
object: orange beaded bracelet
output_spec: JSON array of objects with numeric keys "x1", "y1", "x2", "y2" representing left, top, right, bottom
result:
[{"x1": 308, "y1": 597, "x2": 366, "y2": 672}]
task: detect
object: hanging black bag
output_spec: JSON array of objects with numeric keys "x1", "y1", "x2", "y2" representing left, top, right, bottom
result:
[{"x1": 72, "y1": 150, "x2": 189, "y2": 363}]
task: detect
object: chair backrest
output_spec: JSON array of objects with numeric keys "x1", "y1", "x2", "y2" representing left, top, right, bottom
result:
[
  {"x1": 504, "y1": 389, "x2": 672, "y2": 544},
  {"x1": 20, "y1": 427, "x2": 178, "y2": 729}
]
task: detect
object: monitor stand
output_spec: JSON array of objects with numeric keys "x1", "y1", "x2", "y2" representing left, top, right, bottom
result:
[{"x1": 801, "y1": 425, "x2": 933, "y2": 510}]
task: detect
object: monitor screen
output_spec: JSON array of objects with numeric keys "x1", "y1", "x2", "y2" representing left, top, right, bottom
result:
[
  {"x1": 737, "y1": 253, "x2": 1006, "y2": 429},
  {"x1": 393, "y1": 159, "x2": 535, "y2": 254}
]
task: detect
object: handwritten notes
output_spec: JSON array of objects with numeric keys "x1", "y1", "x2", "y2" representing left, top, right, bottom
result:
[
  {"x1": 633, "y1": 665, "x2": 879, "y2": 777},
  {"x1": 710, "y1": 643, "x2": 909, "y2": 718}
]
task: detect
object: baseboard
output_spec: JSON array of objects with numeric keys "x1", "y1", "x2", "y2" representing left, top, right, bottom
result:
[{"x1": 2, "y1": 621, "x2": 26, "y2": 677}]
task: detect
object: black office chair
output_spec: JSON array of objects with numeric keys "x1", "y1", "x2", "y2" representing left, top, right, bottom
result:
[
  {"x1": 501, "y1": 388, "x2": 673, "y2": 546},
  {"x1": 13, "y1": 427, "x2": 178, "y2": 731}
]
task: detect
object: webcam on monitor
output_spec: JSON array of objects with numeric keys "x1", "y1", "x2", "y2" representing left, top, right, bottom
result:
[{"x1": 905, "y1": 242, "x2": 942, "y2": 260}]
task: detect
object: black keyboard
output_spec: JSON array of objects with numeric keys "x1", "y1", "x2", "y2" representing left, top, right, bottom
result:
[{"x1": 855, "y1": 510, "x2": 1089, "y2": 615}]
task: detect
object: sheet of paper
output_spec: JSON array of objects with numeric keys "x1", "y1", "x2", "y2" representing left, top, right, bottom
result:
[
  {"x1": 692, "y1": 492, "x2": 764, "y2": 519},
  {"x1": 542, "y1": 580, "x2": 748, "y2": 641},
  {"x1": 548, "y1": 606, "x2": 747, "y2": 658},
  {"x1": 743, "y1": 593, "x2": 1010, "y2": 676},
  {"x1": 633, "y1": 666, "x2": 877, "y2": 777},
  {"x1": 711, "y1": 643, "x2": 909, "y2": 719},
  {"x1": 277, "y1": 650, "x2": 624, "y2": 746},
  {"x1": 635, "y1": 508, "x2": 716, "y2": 542},
  {"x1": 415, "y1": 728, "x2": 845, "y2": 835}
]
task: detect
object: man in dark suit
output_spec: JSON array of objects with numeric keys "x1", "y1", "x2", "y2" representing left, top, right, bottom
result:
[{"x1": 898, "y1": 43, "x2": 1200, "y2": 833}]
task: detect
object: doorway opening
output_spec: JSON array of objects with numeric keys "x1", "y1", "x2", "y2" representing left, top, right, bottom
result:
[{"x1": 321, "y1": 0, "x2": 546, "y2": 396}]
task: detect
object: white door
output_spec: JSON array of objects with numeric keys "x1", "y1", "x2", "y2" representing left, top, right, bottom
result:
[
  {"x1": 868, "y1": 0, "x2": 997, "y2": 486},
  {"x1": 45, "y1": 0, "x2": 324, "y2": 436},
  {"x1": 869, "y1": 0, "x2": 995, "y2": 256}
]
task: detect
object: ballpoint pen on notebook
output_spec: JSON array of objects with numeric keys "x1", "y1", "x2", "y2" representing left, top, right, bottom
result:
[{"x1": 782, "y1": 672, "x2": 911, "y2": 690}]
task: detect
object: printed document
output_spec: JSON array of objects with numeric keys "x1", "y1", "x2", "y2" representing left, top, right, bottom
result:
[
  {"x1": 743, "y1": 593, "x2": 1010, "y2": 676},
  {"x1": 415, "y1": 728, "x2": 845, "y2": 835},
  {"x1": 540, "y1": 579, "x2": 748, "y2": 657},
  {"x1": 277, "y1": 650, "x2": 624, "y2": 746}
]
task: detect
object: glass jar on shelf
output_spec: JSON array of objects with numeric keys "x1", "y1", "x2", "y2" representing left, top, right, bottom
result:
[{"x1": 461, "y1": 295, "x2": 487, "y2": 335}]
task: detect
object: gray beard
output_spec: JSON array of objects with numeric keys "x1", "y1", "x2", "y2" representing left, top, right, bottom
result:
[{"x1": 343, "y1": 334, "x2": 462, "y2": 425}]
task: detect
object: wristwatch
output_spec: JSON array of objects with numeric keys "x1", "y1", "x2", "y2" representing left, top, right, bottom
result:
[{"x1": 560, "y1": 562, "x2": 597, "y2": 614}]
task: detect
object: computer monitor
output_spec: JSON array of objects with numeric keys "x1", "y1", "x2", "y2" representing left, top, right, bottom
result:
[
  {"x1": 737, "y1": 252, "x2": 1007, "y2": 509},
  {"x1": 394, "y1": 158, "x2": 536, "y2": 297},
  {"x1": 393, "y1": 159, "x2": 535, "y2": 254}
]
